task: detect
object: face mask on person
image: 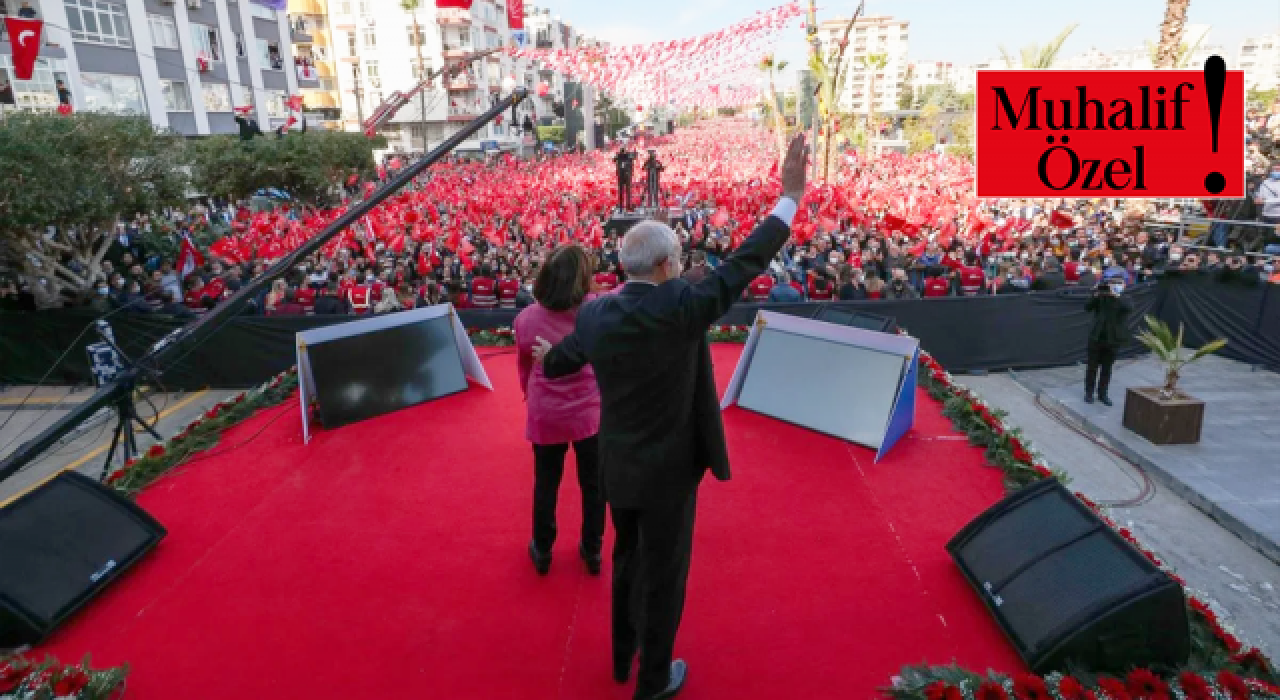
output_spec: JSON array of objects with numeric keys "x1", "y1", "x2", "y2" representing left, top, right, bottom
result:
[
  {"x1": 1270, "y1": 170, "x2": 1280, "y2": 180},
  {"x1": 97, "y1": 286, "x2": 109, "y2": 296},
  {"x1": 1110, "y1": 283, "x2": 1125, "y2": 295}
]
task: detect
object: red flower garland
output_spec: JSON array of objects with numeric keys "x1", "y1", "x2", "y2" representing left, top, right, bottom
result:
[
  {"x1": 1126, "y1": 669, "x2": 1171, "y2": 700},
  {"x1": 1178, "y1": 672, "x2": 1213, "y2": 700},
  {"x1": 1217, "y1": 671, "x2": 1252, "y2": 700},
  {"x1": 1013, "y1": 673, "x2": 1050, "y2": 700},
  {"x1": 1098, "y1": 677, "x2": 1132, "y2": 700},
  {"x1": 976, "y1": 681, "x2": 1010, "y2": 700}
]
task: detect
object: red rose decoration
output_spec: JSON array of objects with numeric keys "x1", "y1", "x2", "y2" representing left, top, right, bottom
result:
[
  {"x1": 1177, "y1": 672, "x2": 1212, "y2": 700},
  {"x1": 206, "y1": 405, "x2": 221, "y2": 419},
  {"x1": 925, "y1": 681, "x2": 963, "y2": 700},
  {"x1": 124, "y1": 457, "x2": 137, "y2": 467},
  {"x1": 234, "y1": 393, "x2": 246, "y2": 404},
  {"x1": 1013, "y1": 674, "x2": 1050, "y2": 700},
  {"x1": 1034, "y1": 465, "x2": 1053, "y2": 478},
  {"x1": 1125, "y1": 669, "x2": 1170, "y2": 700},
  {"x1": 976, "y1": 681, "x2": 1010, "y2": 700},
  {"x1": 0, "y1": 661, "x2": 31, "y2": 693},
  {"x1": 106, "y1": 468, "x2": 126, "y2": 485},
  {"x1": 53, "y1": 666, "x2": 90, "y2": 696},
  {"x1": 1216, "y1": 671, "x2": 1250, "y2": 700},
  {"x1": 147, "y1": 444, "x2": 166, "y2": 458},
  {"x1": 1057, "y1": 676, "x2": 1086, "y2": 700},
  {"x1": 1098, "y1": 678, "x2": 1132, "y2": 700},
  {"x1": 1230, "y1": 648, "x2": 1272, "y2": 672},
  {"x1": 25, "y1": 667, "x2": 56, "y2": 691},
  {"x1": 57, "y1": 103, "x2": 73, "y2": 116}
]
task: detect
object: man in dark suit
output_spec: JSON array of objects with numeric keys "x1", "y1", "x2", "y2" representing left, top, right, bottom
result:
[{"x1": 533, "y1": 134, "x2": 808, "y2": 700}]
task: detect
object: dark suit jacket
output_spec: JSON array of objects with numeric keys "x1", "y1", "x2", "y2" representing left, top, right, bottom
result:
[
  {"x1": 1085, "y1": 292, "x2": 1132, "y2": 347},
  {"x1": 543, "y1": 215, "x2": 792, "y2": 509}
]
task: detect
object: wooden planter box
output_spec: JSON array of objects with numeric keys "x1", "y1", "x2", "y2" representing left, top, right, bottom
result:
[{"x1": 1122, "y1": 387, "x2": 1205, "y2": 445}]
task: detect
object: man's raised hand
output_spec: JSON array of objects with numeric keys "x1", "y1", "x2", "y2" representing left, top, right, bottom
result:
[
  {"x1": 532, "y1": 336, "x2": 552, "y2": 365},
  {"x1": 781, "y1": 133, "x2": 809, "y2": 203}
]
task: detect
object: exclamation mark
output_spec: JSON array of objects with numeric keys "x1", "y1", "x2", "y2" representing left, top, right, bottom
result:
[{"x1": 1203, "y1": 55, "x2": 1226, "y2": 194}]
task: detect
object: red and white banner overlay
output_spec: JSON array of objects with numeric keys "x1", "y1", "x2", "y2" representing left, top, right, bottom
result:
[{"x1": 976, "y1": 60, "x2": 1244, "y2": 198}]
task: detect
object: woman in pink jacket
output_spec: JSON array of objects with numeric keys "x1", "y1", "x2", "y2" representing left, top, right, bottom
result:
[{"x1": 515, "y1": 244, "x2": 604, "y2": 576}]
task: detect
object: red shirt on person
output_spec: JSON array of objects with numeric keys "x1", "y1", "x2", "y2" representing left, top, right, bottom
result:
[
  {"x1": 497, "y1": 277, "x2": 520, "y2": 308},
  {"x1": 807, "y1": 279, "x2": 834, "y2": 301},
  {"x1": 203, "y1": 277, "x2": 226, "y2": 302},
  {"x1": 958, "y1": 266, "x2": 986, "y2": 296},
  {"x1": 294, "y1": 287, "x2": 317, "y2": 311},
  {"x1": 748, "y1": 274, "x2": 773, "y2": 301},
  {"x1": 923, "y1": 277, "x2": 951, "y2": 297},
  {"x1": 184, "y1": 288, "x2": 206, "y2": 310},
  {"x1": 790, "y1": 281, "x2": 804, "y2": 296},
  {"x1": 470, "y1": 276, "x2": 498, "y2": 309},
  {"x1": 347, "y1": 285, "x2": 372, "y2": 313},
  {"x1": 593, "y1": 271, "x2": 619, "y2": 292},
  {"x1": 1064, "y1": 261, "x2": 1081, "y2": 284}
]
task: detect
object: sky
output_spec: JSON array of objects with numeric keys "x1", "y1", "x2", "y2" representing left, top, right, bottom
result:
[{"x1": 531, "y1": 0, "x2": 1275, "y2": 86}]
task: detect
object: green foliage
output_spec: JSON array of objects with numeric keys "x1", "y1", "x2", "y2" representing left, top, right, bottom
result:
[
  {"x1": 1248, "y1": 87, "x2": 1278, "y2": 109},
  {"x1": 0, "y1": 653, "x2": 127, "y2": 699},
  {"x1": 1134, "y1": 315, "x2": 1227, "y2": 396},
  {"x1": 188, "y1": 130, "x2": 375, "y2": 205},
  {"x1": 903, "y1": 104, "x2": 941, "y2": 154},
  {"x1": 0, "y1": 112, "x2": 189, "y2": 294},
  {"x1": 1000, "y1": 23, "x2": 1079, "y2": 69},
  {"x1": 535, "y1": 125, "x2": 566, "y2": 144}
]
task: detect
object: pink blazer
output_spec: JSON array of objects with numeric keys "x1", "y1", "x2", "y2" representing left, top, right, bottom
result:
[{"x1": 514, "y1": 301, "x2": 601, "y2": 446}]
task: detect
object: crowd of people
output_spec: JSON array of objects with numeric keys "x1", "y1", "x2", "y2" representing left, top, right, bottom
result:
[{"x1": 2, "y1": 117, "x2": 1279, "y2": 317}]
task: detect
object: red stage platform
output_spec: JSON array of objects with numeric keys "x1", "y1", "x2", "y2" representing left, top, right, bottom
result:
[{"x1": 39, "y1": 344, "x2": 1023, "y2": 699}]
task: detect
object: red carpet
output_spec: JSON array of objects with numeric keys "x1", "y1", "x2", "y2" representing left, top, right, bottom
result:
[{"x1": 40, "y1": 344, "x2": 1024, "y2": 699}]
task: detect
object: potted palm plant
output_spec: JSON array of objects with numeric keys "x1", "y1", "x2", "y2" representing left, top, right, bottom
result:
[{"x1": 1122, "y1": 316, "x2": 1227, "y2": 445}]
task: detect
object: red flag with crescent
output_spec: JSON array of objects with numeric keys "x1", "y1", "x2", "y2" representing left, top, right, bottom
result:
[{"x1": 5, "y1": 18, "x2": 43, "y2": 81}]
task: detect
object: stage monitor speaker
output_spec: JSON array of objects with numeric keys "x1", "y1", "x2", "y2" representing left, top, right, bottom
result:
[
  {"x1": 721, "y1": 311, "x2": 918, "y2": 461},
  {"x1": 296, "y1": 304, "x2": 492, "y2": 442},
  {"x1": 948, "y1": 478, "x2": 1190, "y2": 674},
  {"x1": 0, "y1": 471, "x2": 166, "y2": 648},
  {"x1": 812, "y1": 308, "x2": 897, "y2": 334}
]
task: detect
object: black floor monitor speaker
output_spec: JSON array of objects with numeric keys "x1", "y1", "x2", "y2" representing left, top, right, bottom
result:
[
  {"x1": 947, "y1": 478, "x2": 1189, "y2": 674},
  {"x1": 812, "y1": 307, "x2": 897, "y2": 334},
  {"x1": 0, "y1": 471, "x2": 166, "y2": 648}
]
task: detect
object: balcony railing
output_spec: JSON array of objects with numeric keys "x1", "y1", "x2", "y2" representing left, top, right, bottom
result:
[{"x1": 437, "y1": 8, "x2": 471, "y2": 25}]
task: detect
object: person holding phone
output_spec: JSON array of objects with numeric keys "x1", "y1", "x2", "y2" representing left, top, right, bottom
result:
[{"x1": 1083, "y1": 270, "x2": 1133, "y2": 406}]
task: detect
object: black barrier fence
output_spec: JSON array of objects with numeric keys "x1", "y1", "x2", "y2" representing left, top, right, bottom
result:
[{"x1": 1, "y1": 276, "x2": 1277, "y2": 390}]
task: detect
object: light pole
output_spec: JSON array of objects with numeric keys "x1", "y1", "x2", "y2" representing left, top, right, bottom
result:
[{"x1": 353, "y1": 64, "x2": 364, "y2": 128}]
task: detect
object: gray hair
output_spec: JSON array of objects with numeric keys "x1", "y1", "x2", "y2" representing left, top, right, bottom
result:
[{"x1": 619, "y1": 220, "x2": 680, "y2": 277}]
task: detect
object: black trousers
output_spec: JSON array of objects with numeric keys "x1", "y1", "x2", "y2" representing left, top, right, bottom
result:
[
  {"x1": 618, "y1": 175, "x2": 632, "y2": 210},
  {"x1": 532, "y1": 436, "x2": 604, "y2": 555},
  {"x1": 610, "y1": 491, "x2": 697, "y2": 699},
  {"x1": 1085, "y1": 342, "x2": 1118, "y2": 398}
]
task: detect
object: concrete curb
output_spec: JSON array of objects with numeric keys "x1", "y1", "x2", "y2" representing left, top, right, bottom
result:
[{"x1": 1009, "y1": 371, "x2": 1280, "y2": 569}]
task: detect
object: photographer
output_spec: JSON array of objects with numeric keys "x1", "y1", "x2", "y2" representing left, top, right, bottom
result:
[{"x1": 1083, "y1": 271, "x2": 1132, "y2": 406}]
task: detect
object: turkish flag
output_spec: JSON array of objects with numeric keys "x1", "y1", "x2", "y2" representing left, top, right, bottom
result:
[
  {"x1": 5, "y1": 18, "x2": 43, "y2": 81},
  {"x1": 507, "y1": 0, "x2": 524, "y2": 30},
  {"x1": 1050, "y1": 210, "x2": 1075, "y2": 229},
  {"x1": 435, "y1": 0, "x2": 473, "y2": 8}
]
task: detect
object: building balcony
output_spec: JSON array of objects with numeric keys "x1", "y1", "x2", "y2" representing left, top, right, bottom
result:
[
  {"x1": 448, "y1": 106, "x2": 481, "y2": 120},
  {"x1": 437, "y1": 8, "x2": 471, "y2": 26},
  {"x1": 442, "y1": 45, "x2": 470, "y2": 59},
  {"x1": 446, "y1": 77, "x2": 476, "y2": 91},
  {"x1": 296, "y1": 63, "x2": 320, "y2": 85}
]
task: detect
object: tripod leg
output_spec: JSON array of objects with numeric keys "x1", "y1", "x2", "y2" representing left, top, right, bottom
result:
[
  {"x1": 133, "y1": 408, "x2": 164, "y2": 442},
  {"x1": 99, "y1": 417, "x2": 125, "y2": 482}
]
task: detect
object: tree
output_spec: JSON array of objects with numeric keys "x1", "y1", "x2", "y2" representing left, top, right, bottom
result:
[
  {"x1": 949, "y1": 114, "x2": 975, "y2": 161},
  {"x1": 913, "y1": 83, "x2": 970, "y2": 111},
  {"x1": 401, "y1": 0, "x2": 429, "y2": 150},
  {"x1": 904, "y1": 104, "x2": 941, "y2": 154},
  {"x1": 1146, "y1": 24, "x2": 1206, "y2": 69},
  {"x1": 1248, "y1": 86, "x2": 1278, "y2": 108},
  {"x1": 804, "y1": 0, "x2": 866, "y2": 180},
  {"x1": 860, "y1": 52, "x2": 890, "y2": 137},
  {"x1": 1000, "y1": 24, "x2": 1079, "y2": 69},
  {"x1": 189, "y1": 130, "x2": 375, "y2": 206},
  {"x1": 1153, "y1": 0, "x2": 1191, "y2": 69},
  {"x1": 0, "y1": 112, "x2": 188, "y2": 299},
  {"x1": 759, "y1": 54, "x2": 790, "y2": 163},
  {"x1": 898, "y1": 65, "x2": 915, "y2": 111}
]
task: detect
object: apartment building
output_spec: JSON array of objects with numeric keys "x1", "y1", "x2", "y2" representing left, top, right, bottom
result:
[
  {"x1": 906, "y1": 60, "x2": 955, "y2": 102},
  {"x1": 286, "y1": 0, "x2": 341, "y2": 128},
  {"x1": 1, "y1": 0, "x2": 304, "y2": 135},
  {"x1": 1239, "y1": 33, "x2": 1280, "y2": 90},
  {"x1": 326, "y1": 0, "x2": 542, "y2": 153},
  {"x1": 816, "y1": 14, "x2": 909, "y2": 117}
]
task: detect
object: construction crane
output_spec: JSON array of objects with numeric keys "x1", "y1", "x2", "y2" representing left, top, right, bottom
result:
[{"x1": 362, "y1": 47, "x2": 505, "y2": 137}]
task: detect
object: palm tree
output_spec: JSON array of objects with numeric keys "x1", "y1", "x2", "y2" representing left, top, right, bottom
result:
[
  {"x1": 860, "y1": 52, "x2": 888, "y2": 141},
  {"x1": 1153, "y1": 0, "x2": 1192, "y2": 69},
  {"x1": 760, "y1": 54, "x2": 789, "y2": 163},
  {"x1": 401, "y1": 0, "x2": 428, "y2": 150},
  {"x1": 1134, "y1": 316, "x2": 1226, "y2": 399},
  {"x1": 1146, "y1": 23, "x2": 1207, "y2": 68},
  {"x1": 812, "y1": 0, "x2": 865, "y2": 180},
  {"x1": 999, "y1": 23, "x2": 1079, "y2": 69}
]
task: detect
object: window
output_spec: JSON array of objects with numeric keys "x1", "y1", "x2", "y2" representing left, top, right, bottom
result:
[
  {"x1": 80, "y1": 72, "x2": 146, "y2": 113},
  {"x1": 257, "y1": 38, "x2": 283, "y2": 69},
  {"x1": 346, "y1": 31, "x2": 356, "y2": 56},
  {"x1": 337, "y1": 0, "x2": 350, "y2": 13},
  {"x1": 160, "y1": 79, "x2": 192, "y2": 110},
  {"x1": 64, "y1": 0, "x2": 131, "y2": 47},
  {"x1": 148, "y1": 14, "x2": 180, "y2": 49},
  {"x1": 202, "y1": 83, "x2": 232, "y2": 111},
  {"x1": 190, "y1": 23, "x2": 221, "y2": 61},
  {"x1": 361, "y1": 27, "x2": 375, "y2": 48},
  {"x1": 410, "y1": 60, "x2": 432, "y2": 81},
  {"x1": 235, "y1": 32, "x2": 246, "y2": 57},
  {"x1": 266, "y1": 90, "x2": 288, "y2": 117},
  {"x1": 250, "y1": 2, "x2": 276, "y2": 20},
  {"x1": 357, "y1": 0, "x2": 369, "y2": 13},
  {"x1": 406, "y1": 26, "x2": 426, "y2": 46},
  {"x1": 363, "y1": 59, "x2": 378, "y2": 78}
]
